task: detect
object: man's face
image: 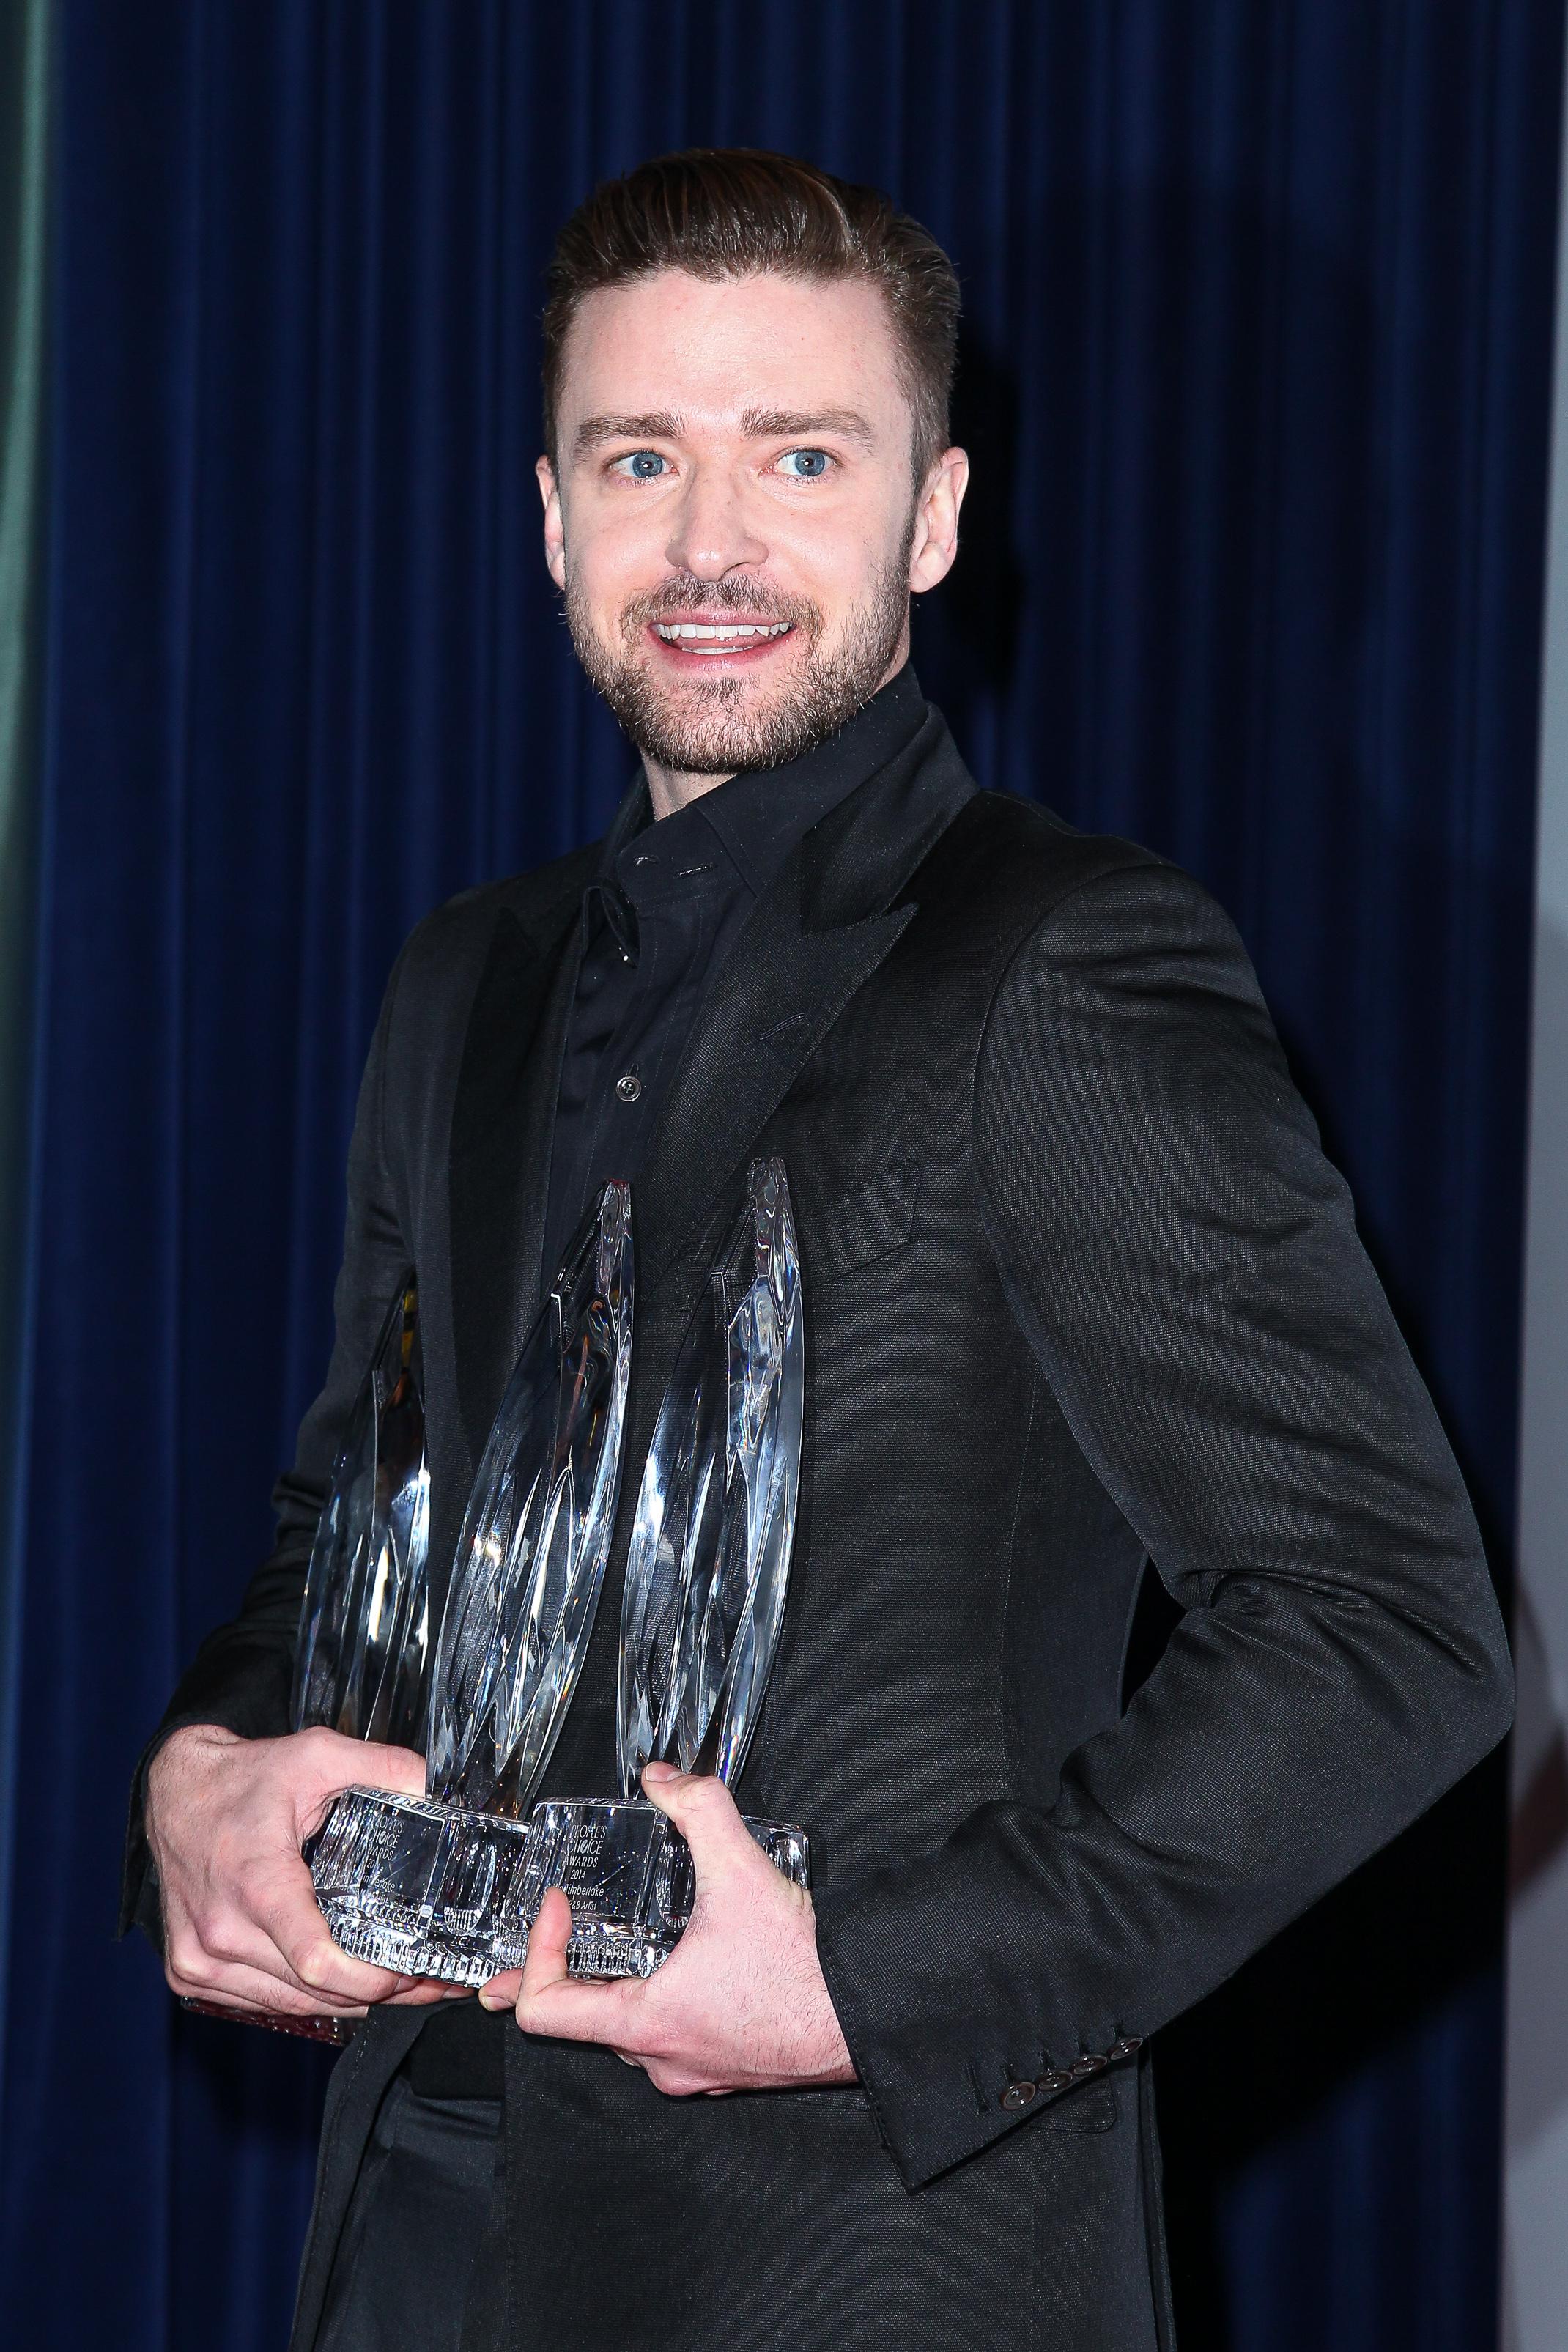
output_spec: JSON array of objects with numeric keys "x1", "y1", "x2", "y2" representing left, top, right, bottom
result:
[{"x1": 538, "y1": 270, "x2": 966, "y2": 783}]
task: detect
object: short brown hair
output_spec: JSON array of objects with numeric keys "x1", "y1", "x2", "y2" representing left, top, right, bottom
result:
[{"x1": 542, "y1": 149, "x2": 961, "y2": 482}]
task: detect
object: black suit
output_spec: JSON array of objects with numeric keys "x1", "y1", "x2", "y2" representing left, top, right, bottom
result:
[{"x1": 127, "y1": 703, "x2": 1511, "y2": 2351}]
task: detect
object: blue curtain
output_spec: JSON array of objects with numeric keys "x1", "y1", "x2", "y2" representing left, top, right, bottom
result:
[{"x1": 1, "y1": 3, "x2": 1558, "y2": 2346}]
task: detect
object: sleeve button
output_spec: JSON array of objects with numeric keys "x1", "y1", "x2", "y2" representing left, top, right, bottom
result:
[
  {"x1": 1038, "y1": 2069, "x2": 1071, "y2": 2094},
  {"x1": 1070, "y1": 2055, "x2": 1108, "y2": 2078},
  {"x1": 1108, "y1": 2037, "x2": 1144, "y2": 2060},
  {"x1": 1000, "y1": 2082, "x2": 1038, "y2": 2112}
]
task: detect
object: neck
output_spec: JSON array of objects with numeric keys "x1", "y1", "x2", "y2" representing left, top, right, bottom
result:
[
  {"x1": 640, "y1": 638, "x2": 911, "y2": 821},
  {"x1": 642, "y1": 755, "x2": 735, "y2": 824}
]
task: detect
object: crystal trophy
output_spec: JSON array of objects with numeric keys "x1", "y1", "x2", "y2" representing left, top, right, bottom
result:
[
  {"x1": 306, "y1": 1181, "x2": 635, "y2": 1985},
  {"x1": 180, "y1": 1277, "x2": 432, "y2": 2044},
  {"x1": 520, "y1": 1157, "x2": 810, "y2": 1980},
  {"x1": 292, "y1": 1280, "x2": 431, "y2": 1747}
]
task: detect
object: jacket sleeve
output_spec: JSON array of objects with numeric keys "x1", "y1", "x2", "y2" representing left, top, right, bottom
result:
[
  {"x1": 119, "y1": 953, "x2": 415, "y2": 1945},
  {"x1": 810, "y1": 859, "x2": 1513, "y2": 2189}
]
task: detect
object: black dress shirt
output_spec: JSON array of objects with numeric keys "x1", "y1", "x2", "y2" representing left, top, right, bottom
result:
[
  {"x1": 410, "y1": 662, "x2": 930, "y2": 2109},
  {"x1": 541, "y1": 663, "x2": 931, "y2": 1283}
]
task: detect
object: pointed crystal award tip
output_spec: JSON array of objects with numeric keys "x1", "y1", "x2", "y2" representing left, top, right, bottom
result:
[
  {"x1": 292, "y1": 1277, "x2": 431, "y2": 1749},
  {"x1": 426, "y1": 1179, "x2": 635, "y2": 1816},
  {"x1": 616, "y1": 1158, "x2": 802, "y2": 1797}
]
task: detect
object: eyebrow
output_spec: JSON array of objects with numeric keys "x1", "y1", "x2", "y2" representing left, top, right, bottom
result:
[
  {"x1": 572, "y1": 404, "x2": 879, "y2": 459},
  {"x1": 574, "y1": 410, "x2": 685, "y2": 456},
  {"x1": 738, "y1": 406, "x2": 879, "y2": 447}
]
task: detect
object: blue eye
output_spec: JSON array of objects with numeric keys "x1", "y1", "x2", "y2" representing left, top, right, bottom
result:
[
  {"x1": 615, "y1": 450, "x2": 667, "y2": 479},
  {"x1": 778, "y1": 448, "x2": 831, "y2": 479}
]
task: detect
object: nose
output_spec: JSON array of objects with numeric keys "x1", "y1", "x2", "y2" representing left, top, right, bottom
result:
[{"x1": 663, "y1": 463, "x2": 767, "y2": 580}]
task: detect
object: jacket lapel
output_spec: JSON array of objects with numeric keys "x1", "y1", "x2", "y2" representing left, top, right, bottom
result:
[
  {"x1": 445, "y1": 714, "x2": 976, "y2": 1457},
  {"x1": 635, "y1": 712, "x2": 976, "y2": 1293},
  {"x1": 447, "y1": 793, "x2": 654, "y2": 1464},
  {"x1": 446, "y1": 884, "x2": 591, "y2": 1462}
]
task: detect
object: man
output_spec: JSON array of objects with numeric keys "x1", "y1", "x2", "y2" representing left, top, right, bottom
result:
[{"x1": 126, "y1": 149, "x2": 1512, "y2": 2352}]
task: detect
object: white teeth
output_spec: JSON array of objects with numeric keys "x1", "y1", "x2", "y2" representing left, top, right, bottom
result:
[{"x1": 653, "y1": 620, "x2": 792, "y2": 643}]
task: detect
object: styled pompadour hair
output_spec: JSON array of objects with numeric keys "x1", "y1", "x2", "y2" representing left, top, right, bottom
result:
[{"x1": 542, "y1": 148, "x2": 961, "y2": 481}]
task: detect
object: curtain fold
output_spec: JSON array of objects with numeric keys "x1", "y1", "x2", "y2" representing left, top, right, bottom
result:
[
  {"x1": 0, "y1": 4, "x2": 1559, "y2": 2347},
  {"x1": 0, "y1": 0, "x2": 50, "y2": 2129}
]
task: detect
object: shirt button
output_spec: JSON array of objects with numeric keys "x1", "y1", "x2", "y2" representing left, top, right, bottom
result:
[{"x1": 615, "y1": 1070, "x2": 642, "y2": 1103}]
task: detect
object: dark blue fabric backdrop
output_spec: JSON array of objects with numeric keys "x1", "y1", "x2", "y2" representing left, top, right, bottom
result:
[{"x1": 0, "y1": 3, "x2": 1558, "y2": 2346}]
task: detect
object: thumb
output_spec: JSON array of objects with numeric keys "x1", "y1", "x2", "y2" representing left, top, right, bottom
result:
[
  {"x1": 641, "y1": 1764, "x2": 757, "y2": 1892},
  {"x1": 295, "y1": 1730, "x2": 427, "y2": 1836},
  {"x1": 354, "y1": 1738, "x2": 430, "y2": 1800}
]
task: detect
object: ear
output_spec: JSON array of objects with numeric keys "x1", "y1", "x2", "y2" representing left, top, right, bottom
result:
[
  {"x1": 537, "y1": 455, "x2": 566, "y2": 590},
  {"x1": 909, "y1": 448, "x2": 969, "y2": 596}
]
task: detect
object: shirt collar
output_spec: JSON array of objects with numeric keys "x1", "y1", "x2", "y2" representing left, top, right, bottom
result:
[
  {"x1": 596, "y1": 662, "x2": 929, "y2": 903},
  {"x1": 690, "y1": 663, "x2": 929, "y2": 896}
]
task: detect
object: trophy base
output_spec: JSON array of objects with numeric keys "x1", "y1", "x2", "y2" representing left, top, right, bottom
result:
[
  {"x1": 527, "y1": 1798, "x2": 810, "y2": 1980},
  {"x1": 308, "y1": 1786, "x2": 535, "y2": 1986},
  {"x1": 178, "y1": 1995, "x2": 358, "y2": 2046},
  {"x1": 309, "y1": 1787, "x2": 810, "y2": 1985}
]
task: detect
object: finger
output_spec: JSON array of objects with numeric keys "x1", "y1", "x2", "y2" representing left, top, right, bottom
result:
[
  {"x1": 477, "y1": 1967, "x2": 524, "y2": 2013},
  {"x1": 293, "y1": 1730, "x2": 427, "y2": 1839},
  {"x1": 166, "y1": 1950, "x2": 369, "y2": 2020},
  {"x1": 640, "y1": 1764, "x2": 758, "y2": 1891},
  {"x1": 199, "y1": 1905, "x2": 388, "y2": 2009},
  {"x1": 163, "y1": 1879, "x2": 346, "y2": 2004},
  {"x1": 517, "y1": 1885, "x2": 572, "y2": 1996},
  {"x1": 166, "y1": 1893, "x2": 304, "y2": 1983},
  {"x1": 511, "y1": 1890, "x2": 643, "y2": 2049},
  {"x1": 342, "y1": 1737, "x2": 429, "y2": 1800},
  {"x1": 248, "y1": 1862, "x2": 411, "y2": 2005}
]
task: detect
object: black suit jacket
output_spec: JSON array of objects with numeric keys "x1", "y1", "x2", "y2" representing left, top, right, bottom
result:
[{"x1": 126, "y1": 710, "x2": 1511, "y2": 2352}]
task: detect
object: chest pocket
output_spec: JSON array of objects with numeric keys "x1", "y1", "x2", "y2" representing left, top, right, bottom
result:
[{"x1": 799, "y1": 1157, "x2": 922, "y2": 1290}]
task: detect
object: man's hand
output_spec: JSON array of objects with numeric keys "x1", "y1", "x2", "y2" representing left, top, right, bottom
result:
[
  {"x1": 478, "y1": 1762, "x2": 856, "y2": 2095},
  {"x1": 145, "y1": 1723, "x2": 451, "y2": 2022}
]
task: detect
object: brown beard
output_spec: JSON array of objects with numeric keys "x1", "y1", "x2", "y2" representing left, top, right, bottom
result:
[{"x1": 563, "y1": 536, "x2": 914, "y2": 775}]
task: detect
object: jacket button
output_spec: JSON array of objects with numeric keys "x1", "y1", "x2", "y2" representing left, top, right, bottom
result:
[
  {"x1": 615, "y1": 1070, "x2": 642, "y2": 1102},
  {"x1": 1000, "y1": 2082, "x2": 1038, "y2": 2112},
  {"x1": 1109, "y1": 2037, "x2": 1144, "y2": 2060},
  {"x1": 1070, "y1": 2055, "x2": 1107, "y2": 2078}
]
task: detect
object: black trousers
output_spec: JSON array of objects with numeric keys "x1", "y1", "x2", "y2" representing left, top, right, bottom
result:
[{"x1": 315, "y1": 2074, "x2": 506, "y2": 2352}]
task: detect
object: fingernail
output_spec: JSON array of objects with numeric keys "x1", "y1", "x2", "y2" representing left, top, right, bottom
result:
[{"x1": 477, "y1": 1990, "x2": 507, "y2": 2011}]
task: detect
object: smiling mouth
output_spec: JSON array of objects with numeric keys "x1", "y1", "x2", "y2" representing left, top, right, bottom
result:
[{"x1": 651, "y1": 619, "x2": 794, "y2": 653}]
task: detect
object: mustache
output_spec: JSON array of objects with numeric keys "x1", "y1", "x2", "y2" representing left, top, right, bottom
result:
[{"x1": 617, "y1": 574, "x2": 822, "y2": 638}]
